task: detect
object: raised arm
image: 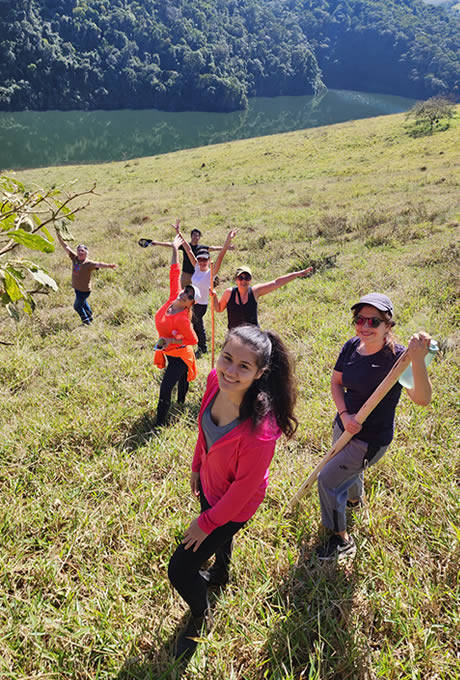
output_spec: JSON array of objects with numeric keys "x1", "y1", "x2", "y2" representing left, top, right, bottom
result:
[
  {"x1": 55, "y1": 228, "x2": 76, "y2": 257},
  {"x1": 171, "y1": 233, "x2": 182, "y2": 266},
  {"x1": 212, "y1": 229, "x2": 238, "y2": 277},
  {"x1": 252, "y1": 267, "x2": 313, "y2": 300},
  {"x1": 405, "y1": 332, "x2": 432, "y2": 406},
  {"x1": 178, "y1": 234, "x2": 197, "y2": 269}
]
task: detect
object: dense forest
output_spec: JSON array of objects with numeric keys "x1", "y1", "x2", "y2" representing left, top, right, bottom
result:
[{"x1": 0, "y1": 0, "x2": 459, "y2": 113}]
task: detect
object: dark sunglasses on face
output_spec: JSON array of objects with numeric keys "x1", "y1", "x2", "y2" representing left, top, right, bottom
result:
[
  {"x1": 237, "y1": 274, "x2": 251, "y2": 281},
  {"x1": 182, "y1": 290, "x2": 195, "y2": 301},
  {"x1": 354, "y1": 315, "x2": 386, "y2": 328},
  {"x1": 197, "y1": 257, "x2": 208, "y2": 262}
]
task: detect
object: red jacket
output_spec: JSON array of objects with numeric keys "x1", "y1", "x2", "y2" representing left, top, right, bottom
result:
[
  {"x1": 192, "y1": 370, "x2": 281, "y2": 534},
  {"x1": 154, "y1": 263, "x2": 198, "y2": 380}
]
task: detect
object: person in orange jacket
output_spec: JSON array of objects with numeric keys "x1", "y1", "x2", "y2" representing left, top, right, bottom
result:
[{"x1": 153, "y1": 234, "x2": 199, "y2": 426}]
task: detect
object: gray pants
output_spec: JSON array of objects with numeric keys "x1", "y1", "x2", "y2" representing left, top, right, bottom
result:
[{"x1": 317, "y1": 422, "x2": 389, "y2": 533}]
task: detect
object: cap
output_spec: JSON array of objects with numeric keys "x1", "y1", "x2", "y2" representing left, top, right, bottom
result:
[
  {"x1": 185, "y1": 283, "x2": 200, "y2": 299},
  {"x1": 235, "y1": 266, "x2": 252, "y2": 277},
  {"x1": 351, "y1": 293, "x2": 394, "y2": 316},
  {"x1": 196, "y1": 249, "x2": 210, "y2": 260}
]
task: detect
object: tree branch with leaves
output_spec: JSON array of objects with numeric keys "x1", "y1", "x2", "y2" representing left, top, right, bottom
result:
[{"x1": 0, "y1": 175, "x2": 96, "y2": 320}]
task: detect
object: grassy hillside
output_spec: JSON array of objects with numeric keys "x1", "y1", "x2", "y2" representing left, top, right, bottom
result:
[{"x1": 0, "y1": 110, "x2": 459, "y2": 679}]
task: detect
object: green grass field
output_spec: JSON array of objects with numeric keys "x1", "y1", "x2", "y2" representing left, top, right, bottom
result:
[{"x1": 1, "y1": 109, "x2": 459, "y2": 679}]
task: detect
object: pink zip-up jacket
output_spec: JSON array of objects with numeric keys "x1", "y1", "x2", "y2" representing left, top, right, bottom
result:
[{"x1": 192, "y1": 369, "x2": 281, "y2": 535}]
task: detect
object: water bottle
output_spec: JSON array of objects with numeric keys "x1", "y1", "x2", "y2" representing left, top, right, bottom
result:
[{"x1": 398, "y1": 339, "x2": 439, "y2": 389}]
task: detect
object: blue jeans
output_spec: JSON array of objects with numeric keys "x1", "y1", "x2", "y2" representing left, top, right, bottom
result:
[{"x1": 73, "y1": 289, "x2": 92, "y2": 323}]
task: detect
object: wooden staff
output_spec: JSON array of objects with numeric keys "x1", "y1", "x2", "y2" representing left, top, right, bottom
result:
[
  {"x1": 210, "y1": 262, "x2": 215, "y2": 368},
  {"x1": 288, "y1": 348, "x2": 412, "y2": 509}
]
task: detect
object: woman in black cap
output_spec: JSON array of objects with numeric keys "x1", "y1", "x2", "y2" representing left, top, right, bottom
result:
[
  {"x1": 315, "y1": 292, "x2": 432, "y2": 560},
  {"x1": 211, "y1": 264, "x2": 313, "y2": 330}
]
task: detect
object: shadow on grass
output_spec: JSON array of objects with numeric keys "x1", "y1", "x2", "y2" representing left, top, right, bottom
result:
[
  {"x1": 259, "y1": 515, "x2": 367, "y2": 679},
  {"x1": 121, "y1": 411, "x2": 158, "y2": 452},
  {"x1": 116, "y1": 612, "x2": 194, "y2": 680}
]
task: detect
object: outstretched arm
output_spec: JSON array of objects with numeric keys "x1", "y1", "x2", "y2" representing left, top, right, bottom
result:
[
  {"x1": 208, "y1": 244, "x2": 236, "y2": 252},
  {"x1": 148, "y1": 240, "x2": 174, "y2": 247},
  {"x1": 94, "y1": 261, "x2": 117, "y2": 270},
  {"x1": 252, "y1": 267, "x2": 313, "y2": 300},
  {"x1": 212, "y1": 229, "x2": 238, "y2": 277}
]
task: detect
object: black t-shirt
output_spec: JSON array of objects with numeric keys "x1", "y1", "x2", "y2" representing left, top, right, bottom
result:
[
  {"x1": 334, "y1": 337, "x2": 405, "y2": 445},
  {"x1": 179, "y1": 243, "x2": 208, "y2": 274}
]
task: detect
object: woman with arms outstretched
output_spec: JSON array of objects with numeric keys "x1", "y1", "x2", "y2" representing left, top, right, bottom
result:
[{"x1": 211, "y1": 264, "x2": 313, "y2": 329}]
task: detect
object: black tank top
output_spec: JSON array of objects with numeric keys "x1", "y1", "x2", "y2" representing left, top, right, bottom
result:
[{"x1": 227, "y1": 286, "x2": 258, "y2": 329}]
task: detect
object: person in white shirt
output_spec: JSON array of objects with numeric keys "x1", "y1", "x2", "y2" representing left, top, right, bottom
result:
[{"x1": 180, "y1": 228, "x2": 237, "y2": 355}]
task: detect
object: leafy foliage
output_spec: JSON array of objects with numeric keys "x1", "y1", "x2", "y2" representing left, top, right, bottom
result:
[
  {"x1": 0, "y1": 0, "x2": 458, "y2": 113},
  {"x1": 406, "y1": 94, "x2": 456, "y2": 135},
  {"x1": 0, "y1": 176, "x2": 93, "y2": 319}
]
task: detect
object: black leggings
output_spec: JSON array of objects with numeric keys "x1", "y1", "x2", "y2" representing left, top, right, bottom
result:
[
  {"x1": 192, "y1": 303, "x2": 208, "y2": 352},
  {"x1": 168, "y1": 487, "x2": 245, "y2": 617},
  {"x1": 156, "y1": 356, "x2": 189, "y2": 426}
]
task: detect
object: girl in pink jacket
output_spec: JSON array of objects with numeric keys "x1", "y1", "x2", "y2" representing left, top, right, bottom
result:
[{"x1": 168, "y1": 324, "x2": 298, "y2": 658}]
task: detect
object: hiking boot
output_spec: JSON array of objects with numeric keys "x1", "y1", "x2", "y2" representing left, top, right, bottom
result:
[
  {"x1": 174, "y1": 608, "x2": 214, "y2": 659},
  {"x1": 316, "y1": 534, "x2": 356, "y2": 561},
  {"x1": 199, "y1": 567, "x2": 229, "y2": 587}
]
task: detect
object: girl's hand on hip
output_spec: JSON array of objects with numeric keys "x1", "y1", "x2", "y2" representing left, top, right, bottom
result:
[
  {"x1": 190, "y1": 471, "x2": 200, "y2": 497},
  {"x1": 182, "y1": 518, "x2": 208, "y2": 552},
  {"x1": 341, "y1": 412, "x2": 362, "y2": 435}
]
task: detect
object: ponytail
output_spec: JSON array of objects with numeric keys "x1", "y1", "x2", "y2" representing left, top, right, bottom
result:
[{"x1": 223, "y1": 325, "x2": 298, "y2": 438}]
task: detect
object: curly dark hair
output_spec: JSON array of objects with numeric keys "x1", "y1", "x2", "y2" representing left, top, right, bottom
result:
[{"x1": 222, "y1": 325, "x2": 298, "y2": 438}]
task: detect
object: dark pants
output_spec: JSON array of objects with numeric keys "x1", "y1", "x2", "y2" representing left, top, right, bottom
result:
[
  {"x1": 192, "y1": 303, "x2": 208, "y2": 352},
  {"x1": 156, "y1": 356, "x2": 189, "y2": 426},
  {"x1": 73, "y1": 289, "x2": 92, "y2": 324},
  {"x1": 168, "y1": 487, "x2": 245, "y2": 617}
]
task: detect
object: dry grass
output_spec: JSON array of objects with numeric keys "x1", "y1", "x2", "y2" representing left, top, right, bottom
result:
[{"x1": 0, "y1": 109, "x2": 459, "y2": 679}]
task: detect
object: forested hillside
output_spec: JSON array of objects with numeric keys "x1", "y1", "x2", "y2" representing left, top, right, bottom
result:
[{"x1": 1, "y1": 0, "x2": 459, "y2": 113}]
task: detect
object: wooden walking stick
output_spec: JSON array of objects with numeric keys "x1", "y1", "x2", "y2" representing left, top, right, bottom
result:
[
  {"x1": 210, "y1": 262, "x2": 215, "y2": 368},
  {"x1": 288, "y1": 348, "x2": 412, "y2": 510}
]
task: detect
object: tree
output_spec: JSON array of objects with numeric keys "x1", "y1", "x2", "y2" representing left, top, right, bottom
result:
[
  {"x1": 0, "y1": 175, "x2": 95, "y2": 320},
  {"x1": 405, "y1": 95, "x2": 456, "y2": 136}
]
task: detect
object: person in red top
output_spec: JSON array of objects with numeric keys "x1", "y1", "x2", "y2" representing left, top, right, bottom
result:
[
  {"x1": 168, "y1": 324, "x2": 298, "y2": 658},
  {"x1": 154, "y1": 234, "x2": 199, "y2": 426}
]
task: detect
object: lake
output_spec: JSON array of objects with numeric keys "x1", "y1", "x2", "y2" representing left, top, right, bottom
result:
[{"x1": 0, "y1": 89, "x2": 415, "y2": 171}]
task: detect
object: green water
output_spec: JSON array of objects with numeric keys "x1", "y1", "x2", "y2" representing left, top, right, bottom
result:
[{"x1": 0, "y1": 89, "x2": 415, "y2": 171}]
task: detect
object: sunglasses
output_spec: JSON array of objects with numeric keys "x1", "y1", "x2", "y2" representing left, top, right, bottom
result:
[
  {"x1": 197, "y1": 257, "x2": 208, "y2": 262},
  {"x1": 237, "y1": 274, "x2": 251, "y2": 281},
  {"x1": 354, "y1": 315, "x2": 386, "y2": 328},
  {"x1": 182, "y1": 290, "x2": 195, "y2": 301}
]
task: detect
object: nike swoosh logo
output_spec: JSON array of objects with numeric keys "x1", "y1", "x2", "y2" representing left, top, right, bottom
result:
[{"x1": 371, "y1": 364, "x2": 380, "y2": 368}]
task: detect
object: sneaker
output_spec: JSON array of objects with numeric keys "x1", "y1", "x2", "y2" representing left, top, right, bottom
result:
[
  {"x1": 316, "y1": 534, "x2": 356, "y2": 561},
  {"x1": 199, "y1": 567, "x2": 229, "y2": 587}
]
